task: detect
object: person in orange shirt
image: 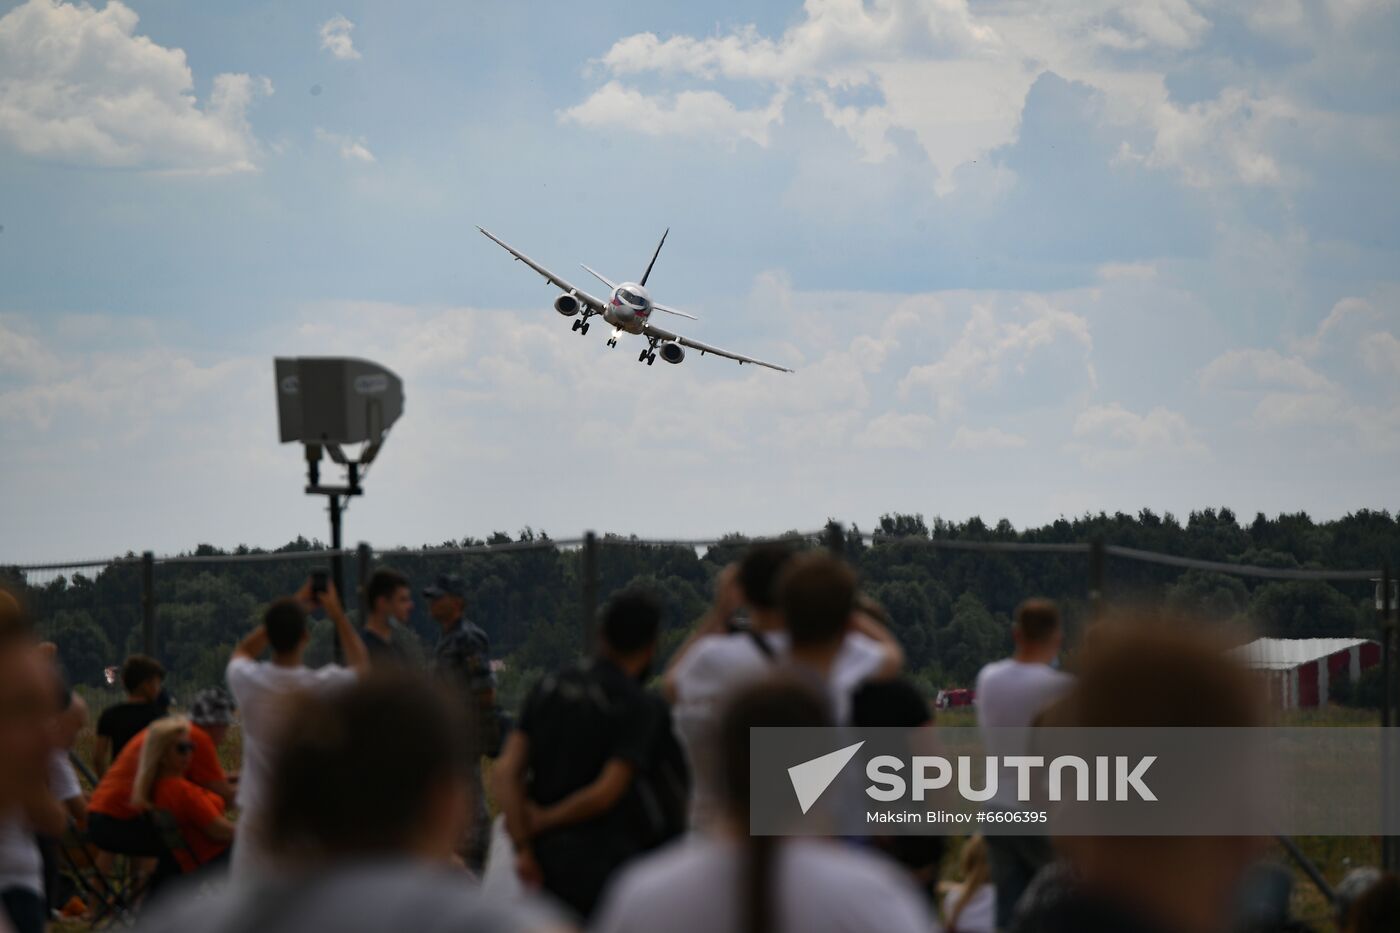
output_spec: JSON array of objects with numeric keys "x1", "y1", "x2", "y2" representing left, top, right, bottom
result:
[
  {"x1": 88, "y1": 688, "x2": 235, "y2": 857},
  {"x1": 130, "y1": 717, "x2": 234, "y2": 879}
]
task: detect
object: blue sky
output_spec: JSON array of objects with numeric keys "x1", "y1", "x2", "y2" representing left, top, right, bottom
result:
[{"x1": 1, "y1": 0, "x2": 1398, "y2": 562}]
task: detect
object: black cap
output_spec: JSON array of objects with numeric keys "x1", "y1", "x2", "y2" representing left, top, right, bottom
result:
[{"x1": 423, "y1": 573, "x2": 466, "y2": 600}]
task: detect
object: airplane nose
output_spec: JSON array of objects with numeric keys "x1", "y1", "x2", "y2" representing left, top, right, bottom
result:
[{"x1": 614, "y1": 305, "x2": 636, "y2": 323}]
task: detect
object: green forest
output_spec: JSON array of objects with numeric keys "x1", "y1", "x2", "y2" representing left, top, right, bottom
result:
[{"x1": 6, "y1": 508, "x2": 1399, "y2": 710}]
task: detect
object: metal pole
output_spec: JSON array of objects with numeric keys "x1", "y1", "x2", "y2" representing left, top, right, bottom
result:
[
  {"x1": 329, "y1": 495, "x2": 344, "y2": 664},
  {"x1": 140, "y1": 551, "x2": 156, "y2": 659},
  {"x1": 356, "y1": 542, "x2": 373, "y2": 624},
  {"x1": 582, "y1": 531, "x2": 598, "y2": 658}
]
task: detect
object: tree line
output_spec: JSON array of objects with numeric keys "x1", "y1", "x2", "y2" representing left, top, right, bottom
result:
[{"x1": 5, "y1": 508, "x2": 1397, "y2": 706}]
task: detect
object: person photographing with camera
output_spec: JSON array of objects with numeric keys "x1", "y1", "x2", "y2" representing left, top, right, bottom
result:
[{"x1": 225, "y1": 575, "x2": 369, "y2": 882}]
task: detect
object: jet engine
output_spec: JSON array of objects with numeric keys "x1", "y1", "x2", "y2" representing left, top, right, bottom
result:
[
  {"x1": 554, "y1": 294, "x2": 583, "y2": 317},
  {"x1": 659, "y1": 342, "x2": 685, "y2": 365}
]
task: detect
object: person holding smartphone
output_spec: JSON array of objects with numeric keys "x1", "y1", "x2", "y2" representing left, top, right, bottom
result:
[{"x1": 225, "y1": 576, "x2": 369, "y2": 881}]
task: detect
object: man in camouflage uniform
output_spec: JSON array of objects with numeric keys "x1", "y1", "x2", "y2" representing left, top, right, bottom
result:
[{"x1": 424, "y1": 573, "x2": 496, "y2": 873}]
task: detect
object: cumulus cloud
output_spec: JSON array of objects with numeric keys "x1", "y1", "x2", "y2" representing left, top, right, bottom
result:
[
  {"x1": 950, "y1": 425, "x2": 1028, "y2": 451},
  {"x1": 899, "y1": 297, "x2": 1096, "y2": 419},
  {"x1": 560, "y1": 82, "x2": 788, "y2": 148},
  {"x1": 854, "y1": 412, "x2": 936, "y2": 450},
  {"x1": 319, "y1": 14, "x2": 360, "y2": 61},
  {"x1": 1199, "y1": 349, "x2": 1334, "y2": 394},
  {"x1": 562, "y1": 0, "x2": 1318, "y2": 192},
  {"x1": 315, "y1": 128, "x2": 376, "y2": 163},
  {"x1": 1071, "y1": 403, "x2": 1205, "y2": 468},
  {"x1": 0, "y1": 0, "x2": 270, "y2": 173}
]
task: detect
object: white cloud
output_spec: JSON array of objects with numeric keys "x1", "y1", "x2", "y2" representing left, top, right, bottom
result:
[
  {"x1": 1360, "y1": 331, "x2": 1400, "y2": 378},
  {"x1": 315, "y1": 128, "x2": 376, "y2": 163},
  {"x1": 567, "y1": 0, "x2": 1309, "y2": 192},
  {"x1": 1199, "y1": 349, "x2": 1333, "y2": 393},
  {"x1": 950, "y1": 425, "x2": 1028, "y2": 451},
  {"x1": 0, "y1": 0, "x2": 270, "y2": 173},
  {"x1": 854, "y1": 412, "x2": 935, "y2": 450},
  {"x1": 1071, "y1": 403, "x2": 1205, "y2": 468},
  {"x1": 899, "y1": 297, "x2": 1096, "y2": 418},
  {"x1": 319, "y1": 14, "x2": 360, "y2": 61},
  {"x1": 560, "y1": 82, "x2": 788, "y2": 147}
]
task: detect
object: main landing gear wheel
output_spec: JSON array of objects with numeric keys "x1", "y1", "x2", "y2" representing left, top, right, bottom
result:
[
  {"x1": 571, "y1": 319, "x2": 581, "y2": 332},
  {"x1": 647, "y1": 353, "x2": 656, "y2": 366},
  {"x1": 638, "y1": 350, "x2": 649, "y2": 362},
  {"x1": 580, "y1": 321, "x2": 590, "y2": 335}
]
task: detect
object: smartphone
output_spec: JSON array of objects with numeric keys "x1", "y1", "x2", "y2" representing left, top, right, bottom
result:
[{"x1": 311, "y1": 571, "x2": 329, "y2": 597}]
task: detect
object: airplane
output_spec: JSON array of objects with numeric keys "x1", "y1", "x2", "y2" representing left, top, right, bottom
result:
[{"x1": 477, "y1": 226, "x2": 793, "y2": 373}]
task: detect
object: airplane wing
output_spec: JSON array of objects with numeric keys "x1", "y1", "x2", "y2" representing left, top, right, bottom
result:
[
  {"x1": 579, "y1": 264, "x2": 616, "y2": 291},
  {"x1": 643, "y1": 322, "x2": 793, "y2": 373},
  {"x1": 477, "y1": 227, "x2": 607, "y2": 312},
  {"x1": 652, "y1": 303, "x2": 698, "y2": 321}
]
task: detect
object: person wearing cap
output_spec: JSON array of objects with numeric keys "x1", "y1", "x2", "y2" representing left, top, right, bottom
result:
[{"x1": 425, "y1": 573, "x2": 495, "y2": 873}]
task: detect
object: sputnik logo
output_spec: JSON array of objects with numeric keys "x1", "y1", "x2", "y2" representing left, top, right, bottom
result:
[{"x1": 787, "y1": 741, "x2": 865, "y2": 814}]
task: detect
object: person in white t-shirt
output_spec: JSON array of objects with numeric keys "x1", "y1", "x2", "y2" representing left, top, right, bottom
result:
[
  {"x1": 972, "y1": 598, "x2": 1071, "y2": 931},
  {"x1": 663, "y1": 544, "x2": 902, "y2": 828},
  {"x1": 595, "y1": 673, "x2": 937, "y2": 933},
  {"x1": 225, "y1": 579, "x2": 368, "y2": 880}
]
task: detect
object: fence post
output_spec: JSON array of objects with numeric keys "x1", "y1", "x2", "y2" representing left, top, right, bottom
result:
[
  {"x1": 356, "y1": 542, "x2": 373, "y2": 623},
  {"x1": 581, "y1": 531, "x2": 598, "y2": 658},
  {"x1": 1088, "y1": 538, "x2": 1106, "y2": 627},
  {"x1": 140, "y1": 551, "x2": 156, "y2": 659}
]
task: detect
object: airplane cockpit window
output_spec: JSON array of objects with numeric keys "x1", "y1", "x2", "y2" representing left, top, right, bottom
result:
[{"x1": 619, "y1": 289, "x2": 647, "y2": 306}]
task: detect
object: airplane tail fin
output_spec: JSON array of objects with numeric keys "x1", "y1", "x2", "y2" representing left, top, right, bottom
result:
[{"x1": 639, "y1": 228, "x2": 668, "y2": 286}]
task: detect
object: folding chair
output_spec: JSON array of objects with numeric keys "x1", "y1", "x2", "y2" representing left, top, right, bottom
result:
[{"x1": 52, "y1": 822, "x2": 146, "y2": 929}]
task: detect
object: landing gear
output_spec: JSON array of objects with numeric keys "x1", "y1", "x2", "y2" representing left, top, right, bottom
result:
[
  {"x1": 581, "y1": 321, "x2": 590, "y2": 335},
  {"x1": 637, "y1": 336, "x2": 660, "y2": 365},
  {"x1": 572, "y1": 315, "x2": 591, "y2": 335},
  {"x1": 607, "y1": 337, "x2": 618, "y2": 348},
  {"x1": 647, "y1": 353, "x2": 656, "y2": 366},
  {"x1": 638, "y1": 350, "x2": 649, "y2": 362}
]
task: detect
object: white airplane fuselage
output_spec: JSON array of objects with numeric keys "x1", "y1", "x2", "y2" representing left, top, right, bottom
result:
[{"x1": 602, "y1": 282, "x2": 653, "y2": 335}]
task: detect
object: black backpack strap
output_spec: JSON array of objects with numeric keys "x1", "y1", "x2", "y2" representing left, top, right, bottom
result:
[{"x1": 746, "y1": 629, "x2": 777, "y2": 662}]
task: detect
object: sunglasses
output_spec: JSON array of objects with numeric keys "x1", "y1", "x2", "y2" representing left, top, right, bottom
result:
[{"x1": 174, "y1": 741, "x2": 195, "y2": 754}]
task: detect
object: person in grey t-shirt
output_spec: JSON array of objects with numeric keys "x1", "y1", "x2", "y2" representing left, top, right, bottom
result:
[{"x1": 137, "y1": 672, "x2": 568, "y2": 933}]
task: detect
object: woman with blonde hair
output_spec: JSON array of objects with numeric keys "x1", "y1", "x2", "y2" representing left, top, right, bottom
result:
[
  {"x1": 942, "y1": 835, "x2": 995, "y2": 933},
  {"x1": 131, "y1": 716, "x2": 234, "y2": 879}
]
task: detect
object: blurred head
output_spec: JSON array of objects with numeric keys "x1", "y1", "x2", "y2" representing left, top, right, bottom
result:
[
  {"x1": 1012, "y1": 598, "x2": 1062, "y2": 661},
  {"x1": 54, "y1": 692, "x2": 88, "y2": 749},
  {"x1": 265, "y1": 672, "x2": 475, "y2": 864},
  {"x1": 1044, "y1": 617, "x2": 1267, "y2": 933},
  {"x1": 597, "y1": 589, "x2": 661, "y2": 676},
  {"x1": 132, "y1": 716, "x2": 192, "y2": 809},
  {"x1": 265, "y1": 598, "x2": 310, "y2": 657},
  {"x1": 0, "y1": 591, "x2": 53, "y2": 811},
  {"x1": 719, "y1": 677, "x2": 833, "y2": 933},
  {"x1": 777, "y1": 553, "x2": 857, "y2": 651},
  {"x1": 189, "y1": 686, "x2": 236, "y2": 746},
  {"x1": 120, "y1": 654, "x2": 166, "y2": 701},
  {"x1": 1345, "y1": 872, "x2": 1400, "y2": 933},
  {"x1": 423, "y1": 574, "x2": 466, "y2": 628},
  {"x1": 738, "y1": 542, "x2": 797, "y2": 613},
  {"x1": 851, "y1": 677, "x2": 932, "y2": 729},
  {"x1": 366, "y1": 569, "x2": 412, "y2": 624}
]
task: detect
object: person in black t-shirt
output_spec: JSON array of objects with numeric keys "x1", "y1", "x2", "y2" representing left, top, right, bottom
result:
[
  {"x1": 361, "y1": 568, "x2": 414, "y2": 665},
  {"x1": 493, "y1": 589, "x2": 663, "y2": 922},
  {"x1": 94, "y1": 654, "x2": 166, "y2": 776}
]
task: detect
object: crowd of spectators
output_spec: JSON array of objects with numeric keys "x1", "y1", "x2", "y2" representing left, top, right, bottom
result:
[{"x1": 1, "y1": 541, "x2": 1398, "y2": 933}]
